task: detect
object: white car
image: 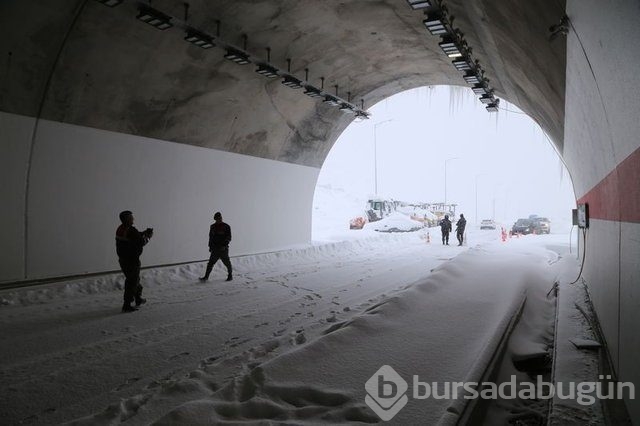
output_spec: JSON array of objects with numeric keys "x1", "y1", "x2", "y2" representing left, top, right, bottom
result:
[{"x1": 480, "y1": 219, "x2": 497, "y2": 230}]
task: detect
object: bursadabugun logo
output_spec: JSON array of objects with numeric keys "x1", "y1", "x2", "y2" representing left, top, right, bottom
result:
[
  {"x1": 365, "y1": 365, "x2": 635, "y2": 421},
  {"x1": 364, "y1": 365, "x2": 408, "y2": 421}
]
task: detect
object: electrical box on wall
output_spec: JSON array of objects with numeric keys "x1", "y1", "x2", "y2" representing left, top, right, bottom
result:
[{"x1": 577, "y1": 203, "x2": 589, "y2": 228}]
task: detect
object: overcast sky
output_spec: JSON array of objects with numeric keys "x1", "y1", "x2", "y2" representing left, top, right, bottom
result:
[{"x1": 315, "y1": 85, "x2": 576, "y2": 227}]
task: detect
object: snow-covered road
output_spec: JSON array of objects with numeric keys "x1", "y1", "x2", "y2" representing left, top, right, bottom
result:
[{"x1": 0, "y1": 229, "x2": 571, "y2": 424}]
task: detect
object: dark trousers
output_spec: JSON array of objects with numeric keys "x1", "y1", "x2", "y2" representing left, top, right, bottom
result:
[
  {"x1": 204, "y1": 246, "x2": 232, "y2": 278},
  {"x1": 457, "y1": 229, "x2": 464, "y2": 245},
  {"x1": 119, "y1": 258, "x2": 142, "y2": 305},
  {"x1": 442, "y1": 231, "x2": 450, "y2": 244}
]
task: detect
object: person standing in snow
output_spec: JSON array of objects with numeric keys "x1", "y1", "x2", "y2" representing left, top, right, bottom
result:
[
  {"x1": 440, "y1": 214, "x2": 452, "y2": 245},
  {"x1": 200, "y1": 212, "x2": 233, "y2": 282},
  {"x1": 456, "y1": 213, "x2": 467, "y2": 246},
  {"x1": 116, "y1": 210, "x2": 153, "y2": 313}
]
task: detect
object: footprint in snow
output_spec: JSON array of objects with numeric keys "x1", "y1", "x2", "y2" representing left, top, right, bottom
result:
[
  {"x1": 114, "y1": 376, "x2": 141, "y2": 391},
  {"x1": 168, "y1": 351, "x2": 190, "y2": 361}
]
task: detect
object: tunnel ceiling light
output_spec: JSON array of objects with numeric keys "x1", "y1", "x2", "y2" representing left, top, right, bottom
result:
[
  {"x1": 323, "y1": 95, "x2": 341, "y2": 106},
  {"x1": 355, "y1": 110, "x2": 371, "y2": 119},
  {"x1": 339, "y1": 104, "x2": 355, "y2": 114},
  {"x1": 406, "y1": 0, "x2": 431, "y2": 9},
  {"x1": 463, "y1": 71, "x2": 481, "y2": 84},
  {"x1": 95, "y1": 0, "x2": 123, "y2": 7},
  {"x1": 479, "y1": 94, "x2": 496, "y2": 104},
  {"x1": 423, "y1": 13, "x2": 449, "y2": 35},
  {"x1": 486, "y1": 100, "x2": 499, "y2": 112},
  {"x1": 452, "y1": 57, "x2": 474, "y2": 71},
  {"x1": 439, "y1": 37, "x2": 463, "y2": 58},
  {"x1": 304, "y1": 86, "x2": 324, "y2": 98},
  {"x1": 184, "y1": 30, "x2": 214, "y2": 49},
  {"x1": 282, "y1": 75, "x2": 303, "y2": 89},
  {"x1": 472, "y1": 84, "x2": 489, "y2": 95},
  {"x1": 224, "y1": 48, "x2": 250, "y2": 65},
  {"x1": 256, "y1": 64, "x2": 279, "y2": 78},
  {"x1": 137, "y1": 6, "x2": 173, "y2": 30}
]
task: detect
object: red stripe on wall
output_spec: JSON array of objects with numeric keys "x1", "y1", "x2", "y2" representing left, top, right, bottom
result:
[{"x1": 577, "y1": 147, "x2": 640, "y2": 223}]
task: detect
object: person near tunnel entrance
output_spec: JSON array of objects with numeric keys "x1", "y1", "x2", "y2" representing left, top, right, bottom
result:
[
  {"x1": 456, "y1": 213, "x2": 467, "y2": 246},
  {"x1": 115, "y1": 210, "x2": 153, "y2": 313},
  {"x1": 440, "y1": 214, "x2": 452, "y2": 245},
  {"x1": 200, "y1": 212, "x2": 233, "y2": 282}
]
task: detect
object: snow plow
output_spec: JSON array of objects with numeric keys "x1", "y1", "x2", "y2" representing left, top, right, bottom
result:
[{"x1": 350, "y1": 198, "x2": 396, "y2": 229}]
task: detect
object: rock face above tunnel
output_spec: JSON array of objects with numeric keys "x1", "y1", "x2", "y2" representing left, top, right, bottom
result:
[{"x1": 0, "y1": 0, "x2": 565, "y2": 168}]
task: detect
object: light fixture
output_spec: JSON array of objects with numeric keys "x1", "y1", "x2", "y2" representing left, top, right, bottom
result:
[
  {"x1": 355, "y1": 110, "x2": 370, "y2": 119},
  {"x1": 406, "y1": 0, "x2": 431, "y2": 9},
  {"x1": 479, "y1": 94, "x2": 496, "y2": 104},
  {"x1": 137, "y1": 6, "x2": 173, "y2": 30},
  {"x1": 439, "y1": 36, "x2": 463, "y2": 58},
  {"x1": 486, "y1": 99, "x2": 500, "y2": 112},
  {"x1": 323, "y1": 96, "x2": 340, "y2": 106},
  {"x1": 304, "y1": 86, "x2": 323, "y2": 98},
  {"x1": 463, "y1": 71, "x2": 481, "y2": 84},
  {"x1": 280, "y1": 59, "x2": 303, "y2": 88},
  {"x1": 324, "y1": 85, "x2": 343, "y2": 106},
  {"x1": 452, "y1": 56, "x2": 473, "y2": 71},
  {"x1": 423, "y1": 13, "x2": 449, "y2": 35},
  {"x1": 255, "y1": 48, "x2": 278, "y2": 77},
  {"x1": 472, "y1": 84, "x2": 489, "y2": 95},
  {"x1": 339, "y1": 104, "x2": 355, "y2": 114},
  {"x1": 95, "y1": 0, "x2": 123, "y2": 6},
  {"x1": 256, "y1": 64, "x2": 279, "y2": 78},
  {"x1": 184, "y1": 29, "x2": 214, "y2": 49},
  {"x1": 282, "y1": 75, "x2": 303, "y2": 89},
  {"x1": 224, "y1": 48, "x2": 250, "y2": 64}
]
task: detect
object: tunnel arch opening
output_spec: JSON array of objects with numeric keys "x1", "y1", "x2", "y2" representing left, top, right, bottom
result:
[{"x1": 312, "y1": 85, "x2": 576, "y2": 241}]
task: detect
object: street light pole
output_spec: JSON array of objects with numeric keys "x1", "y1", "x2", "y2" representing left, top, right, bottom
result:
[
  {"x1": 373, "y1": 119, "x2": 393, "y2": 195},
  {"x1": 475, "y1": 173, "x2": 488, "y2": 225},
  {"x1": 444, "y1": 157, "x2": 460, "y2": 206}
]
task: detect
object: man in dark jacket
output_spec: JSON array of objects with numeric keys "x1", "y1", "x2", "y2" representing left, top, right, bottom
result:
[
  {"x1": 456, "y1": 213, "x2": 467, "y2": 246},
  {"x1": 440, "y1": 214, "x2": 452, "y2": 245},
  {"x1": 200, "y1": 212, "x2": 233, "y2": 282},
  {"x1": 116, "y1": 210, "x2": 153, "y2": 312}
]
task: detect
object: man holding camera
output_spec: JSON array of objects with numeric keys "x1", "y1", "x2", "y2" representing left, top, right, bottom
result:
[{"x1": 116, "y1": 210, "x2": 153, "y2": 312}]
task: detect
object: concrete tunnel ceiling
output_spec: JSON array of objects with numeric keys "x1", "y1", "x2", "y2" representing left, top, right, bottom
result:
[{"x1": 2, "y1": 0, "x2": 566, "y2": 169}]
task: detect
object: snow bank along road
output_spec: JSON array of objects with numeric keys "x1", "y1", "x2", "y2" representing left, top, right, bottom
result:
[{"x1": 0, "y1": 229, "x2": 566, "y2": 424}]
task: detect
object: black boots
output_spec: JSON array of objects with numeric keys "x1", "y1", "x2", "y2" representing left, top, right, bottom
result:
[
  {"x1": 122, "y1": 298, "x2": 145, "y2": 312},
  {"x1": 200, "y1": 274, "x2": 231, "y2": 282},
  {"x1": 122, "y1": 303, "x2": 138, "y2": 313}
]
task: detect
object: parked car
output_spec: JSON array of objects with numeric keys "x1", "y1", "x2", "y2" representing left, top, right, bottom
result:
[
  {"x1": 532, "y1": 217, "x2": 551, "y2": 234},
  {"x1": 511, "y1": 218, "x2": 534, "y2": 235},
  {"x1": 480, "y1": 219, "x2": 497, "y2": 230}
]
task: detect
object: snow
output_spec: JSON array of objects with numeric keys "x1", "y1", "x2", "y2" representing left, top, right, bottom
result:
[
  {"x1": 362, "y1": 212, "x2": 424, "y2": 232},
  {"x1": 0, "y1": 215, "x2": 586, "y2": 425}
]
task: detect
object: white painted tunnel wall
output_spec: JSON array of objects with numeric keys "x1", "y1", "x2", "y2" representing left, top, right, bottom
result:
[
  {"x1": 565, "y1": 0, "x2": 640, "y2": 421},
  {"x1": 0, "y1": 111, "x2": 319, "y2": 282}
]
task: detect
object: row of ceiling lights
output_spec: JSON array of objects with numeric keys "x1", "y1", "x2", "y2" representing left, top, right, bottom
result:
[
  {"x1": 95, "y1": 0, "x2": 370, "y2": 118},
  {"x1": 406, "y1": 0, "x2": 500, "y2": 112}
]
